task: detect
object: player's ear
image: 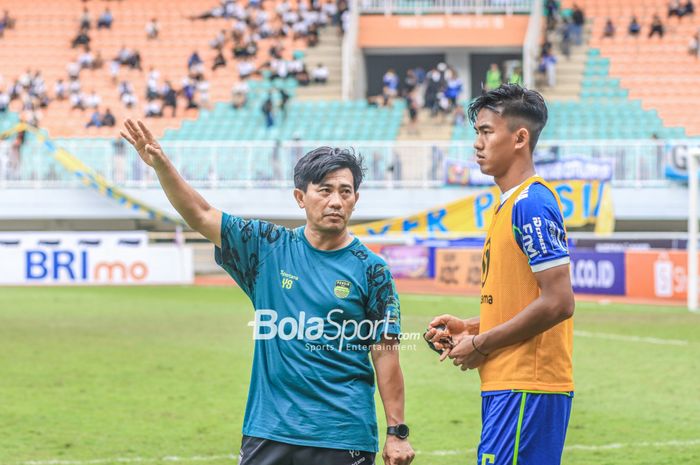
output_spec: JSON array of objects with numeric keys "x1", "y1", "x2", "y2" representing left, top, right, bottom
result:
[
  {"x1": 514, "y1": 127, "x2": 529, "y2": 151},
  {"x1": 293, "y1": 188, "x2": 305, "y2": 208}
]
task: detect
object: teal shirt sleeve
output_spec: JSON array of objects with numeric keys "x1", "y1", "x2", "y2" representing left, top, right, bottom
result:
[
  {"x1": 214, "y1": 212, "x2": 287, "y2": 299},
  {"x1": 365, "y1": 259, "x2": 401, "y2": 341}
]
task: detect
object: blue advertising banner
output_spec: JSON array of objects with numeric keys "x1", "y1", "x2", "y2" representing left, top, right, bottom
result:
[
  {"x1": 569, "y1": 251, "x2": 626, "y2": 295},
  {"x1": 445, "y1": 157, "x2": 614, "y2": 187}
]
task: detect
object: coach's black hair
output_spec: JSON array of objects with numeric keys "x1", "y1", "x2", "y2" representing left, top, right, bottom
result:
[
  {"x1": 468, "y1": 83, "x2": 548, "y2": 153},
  {"x1": 294, "y1": 146, "x2": 365, "y2": 192}
]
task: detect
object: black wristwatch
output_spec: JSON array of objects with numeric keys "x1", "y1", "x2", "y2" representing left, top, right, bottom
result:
[{"x1": 387, "y1": 424, "x2": 410, "y2": 440}]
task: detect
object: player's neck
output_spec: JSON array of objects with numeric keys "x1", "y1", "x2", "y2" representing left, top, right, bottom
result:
[
  {"x1": 304, "y1": 226, "x2": 353, "y2": 251},
  {"x1": 495, "y1": 164, "x2": 536, "y2": 193}
]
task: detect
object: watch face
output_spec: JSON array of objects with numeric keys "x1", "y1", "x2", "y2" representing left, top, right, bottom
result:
[{"x1": 397, "y1": 424, "x2": 409, "y2": 438}]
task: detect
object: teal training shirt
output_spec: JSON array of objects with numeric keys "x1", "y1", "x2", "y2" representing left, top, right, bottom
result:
[{"x1": 215, "y1": 212, "x2": 401, "y2": 452}]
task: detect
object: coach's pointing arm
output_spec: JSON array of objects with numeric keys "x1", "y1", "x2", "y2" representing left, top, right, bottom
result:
[{"x1": 121, "y1": 119, "x2": 222, "y2": 247}]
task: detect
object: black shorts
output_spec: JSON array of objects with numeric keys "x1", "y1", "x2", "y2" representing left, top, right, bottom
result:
[{"x1": 238, "y1": 435, "x2": 376, "y2": 465}]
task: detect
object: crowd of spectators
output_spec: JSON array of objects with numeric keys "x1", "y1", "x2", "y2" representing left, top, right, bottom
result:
[{"x1": 0, "y1": 1, "x2": 347, "y2": 133}]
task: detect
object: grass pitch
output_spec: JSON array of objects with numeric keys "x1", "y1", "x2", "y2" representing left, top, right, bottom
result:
[{"x1": 1, "y1": 286, "x2": 699, "y2": 465}]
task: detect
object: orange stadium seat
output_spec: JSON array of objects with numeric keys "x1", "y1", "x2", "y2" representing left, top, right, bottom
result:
[
  {"x1": 0, "y1": 0, "x2": 317, "y2": 138},
  {"x1": 561, "y1": 0, "x2": 700, "y2": 135}
]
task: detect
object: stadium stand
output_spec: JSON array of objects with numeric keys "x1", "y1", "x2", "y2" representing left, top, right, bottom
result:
[
  {"x1": 0, "y1": 0, "x2": 346, "y2": 139},
  {"x1": 559, "y1": 0, "x2": 700, "y2": 135}
]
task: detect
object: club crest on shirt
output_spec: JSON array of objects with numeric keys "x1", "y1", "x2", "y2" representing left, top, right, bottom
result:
[{"x1": 334, "y1": 280, "x2": 351, "y2": 298}]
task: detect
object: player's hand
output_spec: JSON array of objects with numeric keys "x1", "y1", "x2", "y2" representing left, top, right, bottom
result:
[
  {"x1": 425, "y1": 314, "x2": 473, "y2": 350},
  {"x1": 120, "y1": 119, "x2": 166, "y2": 168},
  {"x1": 382, "y1": 435, "x2": 415, "y2": 465},
  {"x1": 443, "y1": 334, "x2": 487, "y2": 369}
]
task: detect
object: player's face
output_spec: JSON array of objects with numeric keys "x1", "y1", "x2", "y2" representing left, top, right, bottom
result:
[
  {"x1": 472, "y1": 108, "x2": 517, "y2": 178},
  {"x1": 296, "y1": 168, "x2": 359, "y2": 234}
]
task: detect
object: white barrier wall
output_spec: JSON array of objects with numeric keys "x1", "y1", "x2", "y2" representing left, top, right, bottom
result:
[{"x1": 0, "y1": 232, "x2": 193, "y2": 285}]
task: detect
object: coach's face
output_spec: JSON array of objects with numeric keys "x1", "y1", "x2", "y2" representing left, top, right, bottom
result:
[
  {"x1": 294, "y1": 168, "x2": 359, "y2": 234},
  {"x1": 473, "y1": 108, "x2": 521, "y2": 178}
]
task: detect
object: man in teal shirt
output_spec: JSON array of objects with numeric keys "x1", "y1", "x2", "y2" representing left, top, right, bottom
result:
[{"x1": 121, "y1": 119, "x2": 415, "y2": 465}]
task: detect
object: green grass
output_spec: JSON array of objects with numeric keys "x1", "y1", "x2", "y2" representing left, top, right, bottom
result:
[{"x1": 1, "y1": 287, "x2": 699, "y2": 465}]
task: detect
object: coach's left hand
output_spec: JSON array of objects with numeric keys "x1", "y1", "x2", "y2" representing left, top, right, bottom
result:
[
  {"x1": 382, "y1": 435, "x2": 415, "y2": 465},
  {"x1": 441, "y1": 335, "x2": 487, "y2": 371}
]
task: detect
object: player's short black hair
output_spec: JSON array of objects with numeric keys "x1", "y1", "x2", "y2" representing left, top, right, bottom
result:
[
  {"x1": 294, "y1": 146, "x2": 365, "y2": 192},
  {"x1": 468, "y1": 83, "x2": 548, "y2": 153}
]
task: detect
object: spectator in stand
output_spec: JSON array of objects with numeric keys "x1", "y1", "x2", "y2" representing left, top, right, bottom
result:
[
  {"x1": 296, "y1": 66, "x2": 310, "y2": 86},
  {"x1": 628, "y1": 16, "x2": 641, "y2": 36},
  {"x1": 312, "y1": 63, "x2": 329, "y2": 84},
  {"x1": 97, "y1": 8, "x2": 113, "y2": 29},
  {"x1": 102, "y1": 108, "x2": 116, "y2": 127},
  {"x1": 145, "y1": 99, "x2": 163, "y2": 118},
  {"x1": 232, "y1": 78, "x2": 249, "y2": 109},
  {"x1": 689, "y1": 30, "x2": 700, "y2": 58},
  {"x1": 189, "y1": 4, "x2": 225, "y2": 20},
  {"x1": 603, "y1": 18, "x2": 616, "y2": 38},
  {"x1": 85, "y1": 90, "x2": 101, "y2": 109},
  {"x1": 182, "y1": 78, "x2": 198, "y2": 110},
  {"x1": 278, "y1": 88, "x2": 290, "y2": 119},
  {"x1": 78, "y1": 47, "x2": 94, "y2": 69},
  {"x1": 109, "y1": 59, "x2": 120, "y2": 84},
  {"x1": 571, "y1": 3, "x2": 585, "y2": 45},
  {"x1": 424, "y1": 69, "x2": 441, "y2": 116},
  {"x1": 238, "y1": 58, "x2": 256, "y2": 79},
  {"x1": 80, "y1": 7, "x2": 91, "y2": 30},
  {"x1": 119, "y1": 81, "x2": 137, "y2": 108},
  {"x1": 72, "y1": 28, "x2": 90, "y2": 48},
  {"x1": 545, "y1": 0, "x2": 559, "y2": 31},
  {"x1": 668, "y1": 0, "x2": 684, "y2": 20},
  {"x1": 405, "y1": 91, "x2": 419, "y2": 135},
  {"x1": 539, "y1": 49, "x2": 557, "y2": 87},
  {"x1": 403, "y1": 69, "x2": 418, "y2": 95},
  {"x1": 188, "y1": 51, "x2": 203, "y2": 73},
  {"x1": 122, "y1": 90, "x2": 137, "y2": 108},
  {"x1": 146, "y1": 18, "x2": 159, "y2": 40},
  {"x1": 70, "y1": 91, "x2": 85, "y2": 111},
  {"x1": 559, "y1": 17, "x2": 572, "y2": 59},
  {"x1": 508, "y1": 66, "x2": 523, "y2": 85},
  {"x1": 86, "y1": 108, "x2": 102, "y2": 128},
  {"x1": 212, "y1": 49, "x2": 227, "y2": 71},
  {"x1": 162, "y1": 81, "x2": 178, "y2": 117},
  {"x1": 197, "y1": 78, "x2": 211, "y2": 110},
  {"x1": 685, "y1": 0, "x2": 695, "y2": 16},
  {"x1": 210, "y1": 29, "x2": 227, "y2": 49},
  {"x1": 68, "y1": 78, "x2": 81, "y2": 96},
  {"x1": 485, "y1": 63, "x2": 502, "y2": 91},
  {"x1": 262, "y1": 92, "x2": 274, "y2": 128},
  {"x1": 54, "y1": 79, "x2": 66, "y2": 101},
  {"x1": 382, "y1": 68, "x2": 399, "y2": 104},
  {"x1": 1, "y1": 10, "x2": 15, "y2": 32},
  {"x1": 649, "y1": 14, "x2": 665, "y2": 38},
  {"x1": 444, "y1": 69, "x2": 463, "y2": 110}
]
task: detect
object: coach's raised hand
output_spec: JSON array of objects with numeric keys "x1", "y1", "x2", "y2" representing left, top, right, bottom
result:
[
  {"x1": 118, "y1": 118, "x2": 222, "y2": 248},
  {"x1": 120, "y1": 119, "x2": 166, "y2": 168}
]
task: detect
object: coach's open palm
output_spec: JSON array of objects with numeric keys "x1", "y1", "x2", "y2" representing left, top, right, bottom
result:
[{"x1": 120, "y1": 119, "x2": 166, "y2": 168}]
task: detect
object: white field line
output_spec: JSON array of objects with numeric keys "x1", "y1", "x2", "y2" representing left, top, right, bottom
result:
[
  {"x1": 19, "y1": 455, "x2": 237, "y2": 465},
  {"x1": 574, "y1": 330, "x2": 689, "y2": 346},
  {"x1": 17, "y1": 439, "x2": 700, "y2": 465}
]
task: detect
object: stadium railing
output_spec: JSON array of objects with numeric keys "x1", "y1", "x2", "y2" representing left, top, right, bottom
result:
[
  {"x1": 359, "y1": 0, "x2": 534, "y2": 15},
  {"x1": 0, "y1": 139, "x2": 693, "y2": 189}
]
